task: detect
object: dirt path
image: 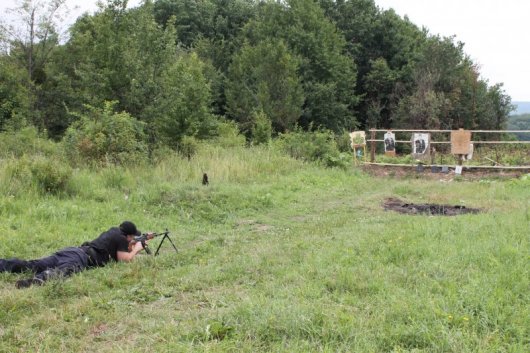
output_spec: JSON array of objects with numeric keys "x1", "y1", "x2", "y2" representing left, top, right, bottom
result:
[{"x1": 363, "y1": 164, "x2": 525, "y2": 181}]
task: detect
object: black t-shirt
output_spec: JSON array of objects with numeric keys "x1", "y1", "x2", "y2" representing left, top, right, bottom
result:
[{"x1": 83, "y1": 227, "x2": 129, "y2": 266}]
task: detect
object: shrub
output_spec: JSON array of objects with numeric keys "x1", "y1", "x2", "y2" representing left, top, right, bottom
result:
[
  {"x1": 214, "y1": 119, "x2": 246, "y2": 147},
  {"x1": 278, "y1": 128, "x2": 348, "y2": 168},
  {"x1": 149, "y1": 144, "x2": 176, "y2": 164},
  {"x1": 335, "y1": 130, "x2": 354, "y2": 153},
  {"x1": 30, "y1": 156, "x2": 73, "y2": 194},
  {"x1": 251, "y1": 110, "x2": 272, "y2": 145},
  {"x1": 178, "y1": 135, "x2": 199, "y2": 160},
  {"x1": 1, "y1": 157, "x2": 33, "y2": 195},
  {"x1": 0, "y1": 155, "x2": 72, "y2": 195},
  {"x1": 64, "y1": 101, "x2": 148, "y2": 166},
  {"x1": 0, "y1": 126, "x2": 60, "y2": 158}
]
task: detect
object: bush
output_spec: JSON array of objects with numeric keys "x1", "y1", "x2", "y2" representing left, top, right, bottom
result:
[
  {"x1": 214, "y1": 119, "x2": 246, "y2": 147},
  {"x1": 63, "y1": 102, "x2": 148, "y2": 166},
  {"x1": 178, "y1": 135, "x2": 199, "y2": 160},
  {"x1": 278, "y1": 128, "x2": 348, "y2": 168},
  {"x1": 251, "y1": 110, "x2": 272, "y2": 145},
  {"x1": 0, "y1": 155, "x2": 72, "y2": 195},
  {"x1": 0, "y1": 126, "x2": 60, "y2": 158},
  {"x1": 150, "y1": 145, "x2": 176, "y2": 164},
  {"x1": 30, "y1": 156, "x2": 73, "y2": 194},
  {"x1": 1, "y1": 157, "x2": 33, "y2": 195},
  {"x1": 335, "y1": 130, "x2": 354, "y2": 153}
]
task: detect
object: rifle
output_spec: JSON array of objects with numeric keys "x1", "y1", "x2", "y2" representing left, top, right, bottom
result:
[{"x1": 133, "y1": 229, "x2": 178, "y2": 256}]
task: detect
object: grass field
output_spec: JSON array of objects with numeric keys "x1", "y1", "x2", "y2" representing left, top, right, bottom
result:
[{"x1": 0, "y1": 144, "x2": 529, "y2": 352}]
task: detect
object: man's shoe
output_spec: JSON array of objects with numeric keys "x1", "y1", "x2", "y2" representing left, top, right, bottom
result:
[{"x1": 15, "y1": 278, "x2": 44, "y2": 289}]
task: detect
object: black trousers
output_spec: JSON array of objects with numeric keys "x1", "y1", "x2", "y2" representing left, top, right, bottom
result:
[{"x1": 0, "y1": 247, "x2": 89, "y2": 282}]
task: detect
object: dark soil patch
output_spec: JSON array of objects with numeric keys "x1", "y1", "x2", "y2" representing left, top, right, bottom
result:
[
  {"x1": 363, "y1": 164, "x2": 525, "y2": 181},
  {"x1": 383, "y1": 197, "x2": 481, "y2": 216}
]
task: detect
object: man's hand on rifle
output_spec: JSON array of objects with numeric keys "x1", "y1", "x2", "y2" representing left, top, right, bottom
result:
[
  {"x1": 129, "y1": 232, "x2": 157, "y2": 253},
  {"x1": 120, "y1": 239, "x2": 148, "y2": 262},
  {"x1": 126, "y1": 230, "x2": 176, "y2": 256},
  {"x1": 128, "y1": 237, "x2": 149, "y2": 253},
  {"x1": 132, "y1": 240, "x2": 146, "y2": 252}
]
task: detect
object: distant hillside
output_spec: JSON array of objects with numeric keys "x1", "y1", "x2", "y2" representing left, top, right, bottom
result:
[
  {"x1": 513, "y1": 101, "x2": 530, "y2": 115},
  {"x1": 510, "y1": 101, "x2": 530, "y2": 140},
  {"x1": 507, "y1": 113, "x2": 530, "y2": 140}
]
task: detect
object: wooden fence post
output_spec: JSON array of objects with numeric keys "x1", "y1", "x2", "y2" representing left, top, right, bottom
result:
[{"x1": 370, "y1": 129, "x2": 376, "y2": 163}]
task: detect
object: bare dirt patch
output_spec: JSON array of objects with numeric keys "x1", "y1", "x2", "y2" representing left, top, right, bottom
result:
[
  {"x1": 235, "y1": 219, "x2": 274, "y2": 232},
  {"x1": 363, "y1": 164, "x2": 525, "y2": 181},
  {"x1": 90, "y1": 323, "x2": 108, "y2": 337},
  {"x1": 383, "y1": 197, "x2": 481, "y2": 216}
]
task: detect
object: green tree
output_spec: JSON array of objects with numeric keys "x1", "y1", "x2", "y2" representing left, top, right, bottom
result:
[
  {"x1": 251, "y1": 109, "x2": 272, "y2": 145},
  {"x1": 226, "y1": 39, "x2": 304, "y2": 133},
  {"x1": 154, "y1": 0, "x2": 255, "y2": 62},
  {"x1": 363, "y1": 57, "x2": 397, "y2": 128},
  {"x1": 402, "y1": 36, "x2": 512, "y2": 130},
  {"x1": 321, "y1": 1, "x2": 424, "y2": 129},
  {"x1": 242, "y1": 0, "x2": 358, "y2": 132},
  {"x1": 56, "y1": 1, "x2": 217, "y2": 145},
  {"x1": 153, "y1": 0, "x2": 216, "y2": 47},
  {"x1": 324, "y1": 1, "x2": 512, "y2": 131},
  {"x1": 155, "y1": 0, "x2": 257, "y2": 116},
  {"x1": 471, "y1": 82, "x2": 513, "y2": 131},
  {"x1": 151, "y1": 52, "x2": 216, "y2": 148},
  {"x1": 0, "y1": 55, "x2": 29, "y2": 131},
  {"x1": 68, "y1": 0, "x2": 136, "y2": 109},
  {"x1": 0, "y1": 0, "x2": 70, "y2": 131},
  {"x1": 0, "y1": 0, "x2": 68, "y2": 83}
]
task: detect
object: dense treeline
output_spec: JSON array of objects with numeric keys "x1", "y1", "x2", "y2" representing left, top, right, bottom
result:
[{"x1": 0, "y1": 0, "x2": 514, "y2": 150}]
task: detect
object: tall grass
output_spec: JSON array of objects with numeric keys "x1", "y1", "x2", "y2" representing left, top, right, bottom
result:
[
  {"x1": 151, "y1": 144, "x2": 303, "y2": 184},
  {"x1": 0, "y1": 140, "x2": 528, "y2": 352}
]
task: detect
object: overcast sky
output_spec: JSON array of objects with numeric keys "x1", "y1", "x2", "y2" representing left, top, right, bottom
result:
[
  {"x1": 375, "y1": 0, "x2": 530, "y2": 102},
  {"x1": 1, "y1": 0, "x2": 529, "y2": 101}
]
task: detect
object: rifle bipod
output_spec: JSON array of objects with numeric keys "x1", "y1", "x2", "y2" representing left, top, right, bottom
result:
[
  {"x1": 152, "y1": 229, "x2": 178, "y2": 256},
  {"x1": 135, "y1": 229, "x2": 178, "y2": 256}
]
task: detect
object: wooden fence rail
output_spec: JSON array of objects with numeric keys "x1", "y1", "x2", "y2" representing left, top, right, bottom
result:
[{"x1": 363, "y1": 129, "x2": 530, "y2": 169}]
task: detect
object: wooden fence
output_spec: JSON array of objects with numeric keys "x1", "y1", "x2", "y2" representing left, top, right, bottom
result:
[{"x1": 362, "y1": 129, "x2": 530, "y2": 170}]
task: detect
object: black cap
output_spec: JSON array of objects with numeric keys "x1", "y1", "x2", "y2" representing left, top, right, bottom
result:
[{"x1": 119, "y1": 221, "x2": 141, "y2": 236}]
